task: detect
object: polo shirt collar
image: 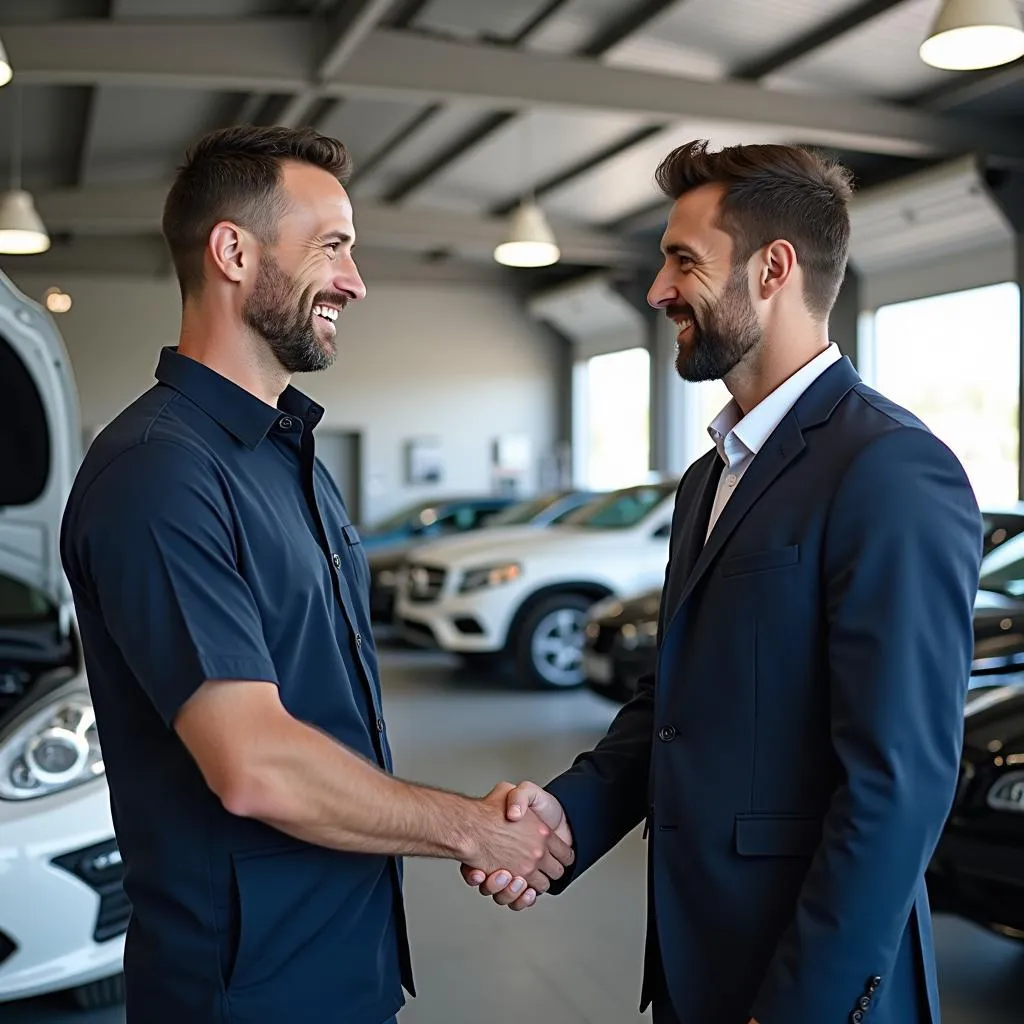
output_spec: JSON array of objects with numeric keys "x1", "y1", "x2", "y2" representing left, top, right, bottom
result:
[{"x1": 155, "y1": 346, "x2": 324, "y2": 449}]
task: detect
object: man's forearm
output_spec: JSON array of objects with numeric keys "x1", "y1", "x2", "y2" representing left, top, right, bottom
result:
[{"x1": 224, "y1": 713, "x2": 478, "y2": 860}]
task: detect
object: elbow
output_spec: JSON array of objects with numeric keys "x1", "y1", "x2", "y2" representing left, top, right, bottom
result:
[{"x1": 213, "y1": 764, "x2": 281, "y2": 821}]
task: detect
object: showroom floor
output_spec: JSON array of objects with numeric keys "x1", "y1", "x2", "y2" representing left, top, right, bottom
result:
[{"x1": 7, "y1": 646, "x2": 1024, "y2": 1024}]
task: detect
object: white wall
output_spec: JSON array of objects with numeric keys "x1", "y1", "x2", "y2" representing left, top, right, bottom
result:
[{"x1": 10, "y1": 272, "x2": 562, "y2": 524}]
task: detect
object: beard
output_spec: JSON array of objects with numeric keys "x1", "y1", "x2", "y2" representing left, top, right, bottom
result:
[
  {"x1": 242, "y1": 251, "x2": 338, "y2": 374},
  {"x1": 673, "y1": 263, "x2": 762, "y2": 382}
]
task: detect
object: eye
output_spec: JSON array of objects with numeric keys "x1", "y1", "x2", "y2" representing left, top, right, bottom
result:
[{"x1": 324, "y1": 241, "x2": 341, "y2": 258}]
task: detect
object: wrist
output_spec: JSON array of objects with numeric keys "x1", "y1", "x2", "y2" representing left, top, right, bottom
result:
[{"x1": 432, "y1": 791, "x2": 483, "y2": 862}]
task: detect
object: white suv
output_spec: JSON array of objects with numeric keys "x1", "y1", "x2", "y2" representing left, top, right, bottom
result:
[
  {"x1": 394, "y1": 480, "x2": 679, "y2": 688},
  {"x1": 0, "y1": 273, "x2": 125, "y2": 1009}
]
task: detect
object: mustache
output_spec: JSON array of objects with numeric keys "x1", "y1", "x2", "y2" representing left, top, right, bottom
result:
[
  {"x1": 312, "y1": 290, "x2": 349, "y2": 309},
  {"x1": 666, "y1": 304, "x2": 697, "y2": 322}
]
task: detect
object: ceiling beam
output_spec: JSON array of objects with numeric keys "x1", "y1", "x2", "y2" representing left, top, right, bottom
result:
[
  {"x1": 30, "y1": 183, "x2": 642, "y2": 266},
  {"x1": 275, "y1": 0, "x2": 396, "y2": 129},
  {"x1": 5, "y1": 21, "x2": 1024, "y2": 161},
  {"x1": 912, "y1": 57, "x2": 1024, "y2": 111},
  {"x1": 733, "y1": 0, "x2": 912, "y2": 80}
]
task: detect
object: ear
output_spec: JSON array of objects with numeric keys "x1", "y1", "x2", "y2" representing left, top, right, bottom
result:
[
  {"x1": 207, "y1": 221, "x2": 252, "y2": 285},
  {"x1": 758, "y1": 239, "x2": 797, "y2": 300}
]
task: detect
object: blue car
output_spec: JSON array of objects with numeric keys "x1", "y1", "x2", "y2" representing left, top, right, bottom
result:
[{"x1": 358, "y1": 496, "x2": 517, "y2": 554}]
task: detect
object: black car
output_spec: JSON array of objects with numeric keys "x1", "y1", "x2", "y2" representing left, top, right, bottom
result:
[
  {"x1": 928, "y1": 682, "x2": 1024, "y2": 941},
  {"x1": 983, "y1": 503, "x2": 1024, "y2": 554},
  {"x1": 583, "y1": 587, "x2": 661, "y2": 703}
]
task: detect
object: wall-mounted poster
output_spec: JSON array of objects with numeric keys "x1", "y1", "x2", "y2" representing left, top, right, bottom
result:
[{"x1": 405, "y1": 437, "x2": 443, "y2": 485}]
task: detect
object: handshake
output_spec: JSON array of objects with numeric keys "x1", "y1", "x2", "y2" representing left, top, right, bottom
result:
[{"x1": 457, "y1": 781, "x2": 571, "y2": 912}]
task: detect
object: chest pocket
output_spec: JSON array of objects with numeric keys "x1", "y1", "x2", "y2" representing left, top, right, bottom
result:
[{"x1": 720, "y1": 544, "x2": 799, "y2": 578}]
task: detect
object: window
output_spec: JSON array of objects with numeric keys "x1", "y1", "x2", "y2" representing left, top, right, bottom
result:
[
  {"x1": 581, "y1": 348, "x2": 650, "y2": 490},
  {"x1": 564, "y1": 482, "x2": 675, "y2": 530},
  {"x1": 870, "y1": 283, "x2": 1020, "y2": 506},
  {"x1": 0, "y1": 574, "x2": 55, "y2": 626}
]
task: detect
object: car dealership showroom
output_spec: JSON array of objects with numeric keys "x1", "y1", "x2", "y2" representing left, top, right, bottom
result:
[{"x1": 5, "y1": 0, "x2": 1024, "y2": 1022}]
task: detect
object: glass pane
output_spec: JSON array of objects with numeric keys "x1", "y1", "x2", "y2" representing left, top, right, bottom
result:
[
  {"x1": 0, "y1": 574, "x2": 54, "y2": 625},
  {"x1": 567, "y1": 483, "x2": 673, "y2": 529},
  {"x1": 871, "y1": 283, "x2": 1019, "y2": 506},
  {"x1": 585, "y1": 348, "x2": 650, "y2": 490}
]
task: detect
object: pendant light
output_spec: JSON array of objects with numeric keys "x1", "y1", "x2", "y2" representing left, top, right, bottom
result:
[
  {"x1": 494, "y1": 198, "x2": 561, "y2": 268},
  {"x1": 0, "y1": 86, "x2": 49, "y2": 255},
  {"x1": 0, "y1": 37, "x2": 12, "y2": 88},
  {"x1": 920, "y1": 0, "x2": 1024, "y2": 71}
]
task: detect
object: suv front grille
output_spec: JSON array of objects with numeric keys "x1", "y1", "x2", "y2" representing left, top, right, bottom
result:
[
  {"x1": 406, "y1": 565, "x2": 446, "y2": 603},
  {"x1": 53, "y1": 838, "x2": 130, "y2": 942}
]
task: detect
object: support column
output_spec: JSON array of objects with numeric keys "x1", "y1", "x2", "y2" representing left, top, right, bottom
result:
[{"x1": 983, "y1": 166, "x2": 1024, "y2": 499}]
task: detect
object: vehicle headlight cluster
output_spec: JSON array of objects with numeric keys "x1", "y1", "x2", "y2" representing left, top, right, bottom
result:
[
  {"x1": 459, "y1": 563, "x2": 522, "y2": 593},
  {"x1": 0, "y1": 687, "x2": 104, "y2": 801},
  {"x1": 987, "y1": 769, "x2": 1024, "y2": 813},
  {"x1": 620, "y1": 620, "x2": 658, "y2": 650}
]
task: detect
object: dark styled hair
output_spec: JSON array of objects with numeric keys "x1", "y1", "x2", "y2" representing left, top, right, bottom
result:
[
  {"x1": 162, "y1": 124, "x2": 353, "y2": 301},
  {"x1": 654, "y1": 140, "x2": 854, "y2": 319}
]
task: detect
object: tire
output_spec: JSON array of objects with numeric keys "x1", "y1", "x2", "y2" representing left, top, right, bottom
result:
[
  {"x1": 70, "y1": 972, "x2": 125, "y2": 1011},
  {"x1": 515, "y1": 593, "x2": 594, "y2": 690}
]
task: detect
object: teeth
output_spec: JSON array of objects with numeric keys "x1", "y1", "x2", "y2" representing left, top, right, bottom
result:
[{"x1": 313, "y1": 305, "x2": 339, "y2": 322}]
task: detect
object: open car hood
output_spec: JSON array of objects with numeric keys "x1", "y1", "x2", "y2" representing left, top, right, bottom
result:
[{"x1": 0, "y1": 272, "x2": 81, "y2": 604}]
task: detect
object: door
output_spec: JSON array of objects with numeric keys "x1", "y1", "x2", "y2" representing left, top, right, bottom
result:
[{"x1": 316, "y1": 430, "x2": 363, "y2": 525}]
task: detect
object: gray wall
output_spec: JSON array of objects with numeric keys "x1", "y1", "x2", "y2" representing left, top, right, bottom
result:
[{"x1": 11, "y1": 273, "x2": 561, "y2": 524}]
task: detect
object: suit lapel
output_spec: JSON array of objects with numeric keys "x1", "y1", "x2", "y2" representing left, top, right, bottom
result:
[
  {"x1": 678, "y1": 452, "x2": 722, "y2": 582},
  {"x1": 666, "y1": 356, "x2": 862, "y2": 625}
]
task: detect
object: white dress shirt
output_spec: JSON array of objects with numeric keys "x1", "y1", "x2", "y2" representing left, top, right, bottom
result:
[{"x1": 705, "y1": 343, "x2": 843, "y2": 540}]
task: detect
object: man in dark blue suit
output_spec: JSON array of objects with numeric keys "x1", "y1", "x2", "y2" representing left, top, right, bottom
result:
[{"x1": 465, "y1": 141, "x2": 983, "y2": 1023}]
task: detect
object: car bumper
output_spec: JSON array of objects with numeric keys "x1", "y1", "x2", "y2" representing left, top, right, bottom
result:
[
  {"x1": 0, "y1": 778, "x2": 126, "y2": 1002},
  {"x1": 928, "y1": 830, "x2": 1024, "y2": 938},
  {"x1": 394, "y1": 584, "x2": 525, "y2": 654}
]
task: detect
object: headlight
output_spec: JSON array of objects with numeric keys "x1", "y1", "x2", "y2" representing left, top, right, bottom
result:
[
  {"x1": 376, "y1": 569, "x2": 398, "y2": 588},
  {"x1": 987, "y1": 770, "x2": 1024, "y2": 813},
  {"x1": 620, "y1": 620, "x2": 658, "y2": 650},
  {"x1": 459, "y1": 563, "x2": 522, "y2": 593},
  {"x1": 0, "y1": 687, "x2": 104, "y2": 801}
]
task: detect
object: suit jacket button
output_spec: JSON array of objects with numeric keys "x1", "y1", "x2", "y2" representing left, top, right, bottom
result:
[
  {"x1": 858, "y1": 995, "x2": 871, "y2": 1010},
  {"x1": 868, "y1": 976, "x2": 882, "y2": 992},
  {"x1": 658, "y1": 725, "x2": 677, "y2": 742},
  {"x1": 851, "y1": 1012, "x2": 864, "y2": 1024}
]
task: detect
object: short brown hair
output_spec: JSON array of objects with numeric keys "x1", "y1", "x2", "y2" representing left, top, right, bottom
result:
[
  {"x1": 655, "y1": 140, "x2": 854, "y2": 319},
  {"x1": 162, "y1": 124, "x2": 353, "y2": 301}
]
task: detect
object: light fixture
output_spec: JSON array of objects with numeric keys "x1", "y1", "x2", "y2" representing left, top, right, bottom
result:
[
  {"x1": 0, "y1": 86, "x2": 49, "y2": 255},
  {"x1": 494, "y1": 199, "x2": 560, "y2": 268},
  {"x1": 920, "y1": 0, "x2": 1024, "y2": 70},
  {"x1": 0, "y1": 37, "x2": 12, "y2": 88},
  {"x1": 44, "y1": 287, "x2": 71, "y2": 314}
]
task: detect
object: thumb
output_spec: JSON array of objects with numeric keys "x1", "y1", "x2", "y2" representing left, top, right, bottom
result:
[{"x1": 506, "y1": 781, "x2": 563, "y2": 830}]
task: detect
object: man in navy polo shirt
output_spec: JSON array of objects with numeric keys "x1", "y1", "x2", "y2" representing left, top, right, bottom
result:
[{"x1": 59, "y1": 125, "x2": 572, "y2": 1024}]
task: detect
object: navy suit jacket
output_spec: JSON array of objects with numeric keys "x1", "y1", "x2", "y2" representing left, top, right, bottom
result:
[{"x1": 546, "y1": 358, "x2": 983, "y2": 1024}]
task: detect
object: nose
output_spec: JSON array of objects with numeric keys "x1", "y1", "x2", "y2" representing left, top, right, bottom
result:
[
  {"x1": 334, "y1": 255, "x2": 366, "y2": 303},
  {"x1": 647, "y1": 265, "x2": 677, "y2": 309}
]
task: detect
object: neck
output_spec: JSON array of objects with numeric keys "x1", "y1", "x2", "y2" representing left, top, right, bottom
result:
[
  {"x1": 177, "y1": 302, "x2": 289, "y2": 408},
  {"x1": 725, "y1": 320, "x2": 831, "y2": 416}
]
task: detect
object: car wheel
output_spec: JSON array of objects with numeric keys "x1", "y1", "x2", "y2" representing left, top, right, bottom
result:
[
  {"x1": 516, "y1": 594, "x2": 594, "y2": 689},
  {"x1": 70, "y1": 972, "x2": 125, "y2": 1011}
]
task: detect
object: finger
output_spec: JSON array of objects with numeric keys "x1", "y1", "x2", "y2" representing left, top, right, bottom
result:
[
  {"x1": 491, "y1": 877, "x2": 528, "y2": 907},
  {"x1": 486, "y1": 781, "x2": 516, "y2": 801},
  {"x1": 505, "y1": 782, "x2": 541, "y2": 822},
  {"x1": 516, "y1": 786, "x2": 567, "y2": 833},
  {"x1": 510, "y1": 889, "x2": 537, "y2": 911},
  {"x1": 544, "y1": 831, "x2": 575, "y2": 867},
  {"x1": 524, "y1": 871, "x2": 550, "y2": 895},
  {"x1": 478, "y1": 870, "x2": 512, "y2": 896},
  {"x1": 537, "y1": 852, "x2": 564, "y2": 882},
  {"x1": 461, "y1": 864, "x2": 486, "y2": 887}
]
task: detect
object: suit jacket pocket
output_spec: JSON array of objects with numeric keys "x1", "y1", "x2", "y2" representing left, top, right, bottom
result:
[
  {"x1": 734, "y1": 813, "x2": 821, "y2": 857},
  {"x1": 720, "y1": 544, "x2": 799, "y2": 578}
]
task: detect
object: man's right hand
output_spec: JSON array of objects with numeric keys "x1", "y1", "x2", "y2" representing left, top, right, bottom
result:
[
  {"x1": 461, "y1": 781, "x2": 571, "y2": 910},
  {"x1": 460, "y1": 783, "x2": 573, "y2": 896}
]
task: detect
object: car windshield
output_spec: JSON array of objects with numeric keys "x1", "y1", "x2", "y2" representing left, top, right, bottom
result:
[
  {"x1": 487, "y1": 494, "x2": 562, "y2": 527},
  {"x1": 368, "y1": 500, "x2": 442, "y2": 532},
  {"x1": 979, "y1": 533, "x2": 1024, "y2": 598},
  {"x1": 562, "y1": 482, "x2": 674, "y2": 530},
  {"x1": 0, "y1": 573, "x2": 55, "y2": 627}
]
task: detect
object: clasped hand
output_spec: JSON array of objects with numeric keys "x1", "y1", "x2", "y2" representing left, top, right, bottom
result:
[{"x1": 461, "y1": 781, "x2": 571, "y2": 911}]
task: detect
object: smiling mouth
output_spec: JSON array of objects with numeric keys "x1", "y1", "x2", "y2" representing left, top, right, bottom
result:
[
  {"x1": 312, "y1": 303, "x2": 340, "y2": 323},
  {"x1": 671, "y1": 314, "x2": 695, "y2": 340}
]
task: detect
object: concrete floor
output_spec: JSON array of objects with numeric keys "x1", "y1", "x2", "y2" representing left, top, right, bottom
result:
[{"x1": 6, "y1": 646, "x2": 1024, "y2": 1023}]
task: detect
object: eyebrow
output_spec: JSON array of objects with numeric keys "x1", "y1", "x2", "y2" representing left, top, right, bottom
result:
[
  {"x1": 662, "y1": 242, "x2": 697, "y2": 258},
  {"x1": 320, "y1": 230, "x2": 354, "y2": 246}
]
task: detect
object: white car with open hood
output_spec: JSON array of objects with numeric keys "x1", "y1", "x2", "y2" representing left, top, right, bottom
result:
[
  {"x1": 394, "y1": 479, "x2": 679, "y2": 688},
  {"x1": 0, "y1": 273, "x2": 126, "y2": 1009}
]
